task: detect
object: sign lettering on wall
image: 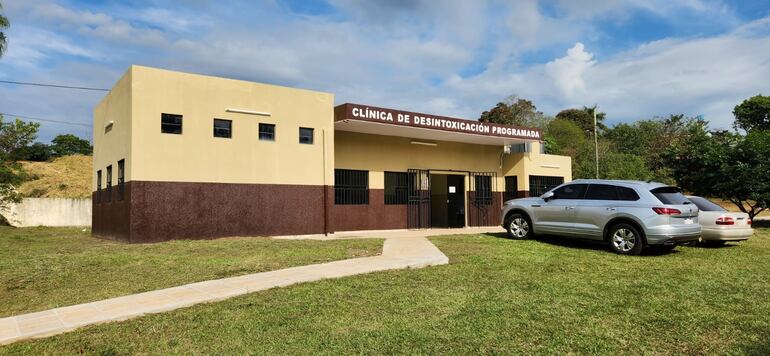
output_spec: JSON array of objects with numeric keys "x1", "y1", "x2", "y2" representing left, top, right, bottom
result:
[{"x1": 341, "y1": 104, "x2": 542, "y2": 140}]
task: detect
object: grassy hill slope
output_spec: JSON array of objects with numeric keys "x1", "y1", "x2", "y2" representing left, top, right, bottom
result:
[{"x1": 18, "y1": 155, "x2": 92, "y2": 199}]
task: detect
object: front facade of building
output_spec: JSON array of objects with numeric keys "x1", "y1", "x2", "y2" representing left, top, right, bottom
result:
[{"x1": 93, "y1": 66, "x2": 571, "y2": 242}]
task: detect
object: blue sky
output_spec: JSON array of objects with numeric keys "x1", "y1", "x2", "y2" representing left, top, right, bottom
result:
[{"x1": 1, "y1": 0, "x2": 769, "y2": 142}]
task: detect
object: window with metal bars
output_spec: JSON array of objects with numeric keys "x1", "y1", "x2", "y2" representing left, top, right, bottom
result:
[
  {"x1": 529, "y1": 175, "x2": 564, "y2": 197},
  {"x1": 96, "y1": 170, "x2": 102, "y2": 203},
  {"x1": 334, "y1": 169, "x2": 369, "y2": 205},
  {"x1": 384, "y1": 171, "x2": 410, "y2": 205},
  {"x1": 117, "y1": 159, "x2": 125, "y2": 201},
  {"x1": 504, "y1": 176, "x2": 518, "y2": 201},
  {"x1": 474, "y1": 175, "x2": 493, "y2": 205},
  {"x1": 106, "y1": 165, "x2": 112, "y2": 203}
]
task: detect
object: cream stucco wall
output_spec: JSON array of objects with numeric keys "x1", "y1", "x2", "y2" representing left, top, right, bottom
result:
[
  {"x1": 502, "y1": 141, "x2": 573, "y2": 192},
  {"x1": 94, "y1": 65, "x2": 570, "y2": 192},
  {"x1": 94, "y1": 66, "x2": 335, "y2": 187},
  {"x1": 334, "y1": 131, "x2": 571, "y2": 192},
  {"x1": 93, "y1": 68, "x2": 132, "y2": 191}
]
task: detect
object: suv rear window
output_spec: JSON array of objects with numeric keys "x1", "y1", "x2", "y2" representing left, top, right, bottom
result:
[
  {"x1": 585, "y1": 184, "x2": 619, "y2": 200},
  {"x1": 617, "y1": 186, "x2": 640, "y2": 201},
  {"x1": 651, "y1": 186, "x2": 690, "y2": 205},
  {"x1": 687, "y1": 196, "x2": 726, "y2": 212}
]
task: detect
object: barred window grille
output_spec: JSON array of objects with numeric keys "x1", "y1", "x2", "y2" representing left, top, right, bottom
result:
[
  {"x1": 384, "y1": 171, "x2": 410, "y2": 205},
  {"x1": 96, "y1": 170, "x2": 102, "y2": 203},
  {"x1": 106, "y1": 165, "x2": 112, "y2": 203},
  {"x1": 334, "y1": 169, "x2": 369, "y2": 205},
  {"x1": 117, "y1": 159, "x2": 125, "y2": 201},
  {"x1": 529, "y1": 175, "x2": 564, "y2": 197},
  {"x1": 474, "y1": 175, "x2": 493, "y2": 205},
  {"x1": 504, "y1": 176, "x2": 518, "y2": 201}
]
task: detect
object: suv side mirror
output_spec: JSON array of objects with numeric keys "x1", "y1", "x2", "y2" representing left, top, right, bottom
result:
[{"x1": 542, "y1": 191, "x2": 555, "y2": 201}]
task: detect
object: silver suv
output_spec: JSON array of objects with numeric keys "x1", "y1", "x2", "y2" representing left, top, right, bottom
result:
[{"x1": 500, "y1": 179, "x2": 701, "y2": 255}]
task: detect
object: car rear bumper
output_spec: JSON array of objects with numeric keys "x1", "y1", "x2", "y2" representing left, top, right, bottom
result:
[
  {"x1": 701, "y1": 227, "x2": 753, "y2": 241},
  {"x1": 646, "y1": 225, "x2": 702, "y2": 245}
]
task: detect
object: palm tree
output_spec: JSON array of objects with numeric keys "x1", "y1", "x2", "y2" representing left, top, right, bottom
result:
[{"x1": 0, "y1": 2, "x2": 8, "y2": 58}]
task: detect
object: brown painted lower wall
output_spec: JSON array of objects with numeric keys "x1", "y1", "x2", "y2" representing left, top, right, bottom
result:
[
  {"x1": 328, "y1": 187, "x2": 408, "y2": 232},
  {"x1": 92, "y1": 186, "x2": 130, "y2": 240},
  {"x1": 93, "y1": 181, "x2": 326, "y2": 243},
  {"x1": 92, "y1": 182, "x2": 502, "y2": 243}
]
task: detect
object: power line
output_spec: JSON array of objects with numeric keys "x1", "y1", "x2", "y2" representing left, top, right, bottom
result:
[
  {"x1": 0, "y1": 112, "x2": 93, "y2": 128},
  {"x1": 0, "y1": 80, "x2": 109, "y2": 92}
]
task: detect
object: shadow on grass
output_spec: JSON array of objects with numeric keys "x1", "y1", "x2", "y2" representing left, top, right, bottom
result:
[{"x1": 481, "y1": 232, "x2": 680, "y2": 256}]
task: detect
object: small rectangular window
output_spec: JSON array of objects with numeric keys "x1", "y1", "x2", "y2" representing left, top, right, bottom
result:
[
  {"x1": 504, "y1": 176, "x2": 518, "y2": 201},
  {"x1": 117, "y1": 159, "x2": 125, "y2": 201},
  {"x1": 334, "y1": 169, "x2": 369, "y2": 205},
  {"x1": 213, "y1": 119, "x2": 232, "y2": 138},
  {"x1": 106, "y1": 165, "x2": 112, "y2": 203},
  {"x1": 161, "y1": 113, "x2": 183, "y2": 134},
  {"x1": 474, "y1": 175, "x2": 493, "y2": 205},
  {"x1": 299, "y1": 127, "x2": 314, "y2": 144},
  {"x1": 96, "y1": 170, "x2": 102, "y2": 203},
  {"x1": 259, "y1": 123, "x2": 275, "y2": 141},
  {"x1": 384, "y1": 172, "x2": 410, "y2": 205}
]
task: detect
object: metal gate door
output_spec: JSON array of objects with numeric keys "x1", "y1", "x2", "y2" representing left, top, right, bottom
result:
[
  {"x1": 468, "y1": 171, "x2": 497, "y2": 226},
  {"x1": 407, "y1": 169, "x2": 431, "y2": 229}
]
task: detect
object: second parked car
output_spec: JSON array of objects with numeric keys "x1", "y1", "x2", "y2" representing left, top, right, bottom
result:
[
  {"x1": 501, "y1": 179, "x2": 701, "y2": 255},
  {"x1": 686, "y1": 195, "x2": 753, "y2": 246}
]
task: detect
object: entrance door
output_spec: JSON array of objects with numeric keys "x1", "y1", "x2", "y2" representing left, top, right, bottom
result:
[
  {"x1": 446, "y1": 175, "x2": 465, "y2": 228},
  {"x1": 429, "y1": 174, "x2": 465, "y2": 228}
]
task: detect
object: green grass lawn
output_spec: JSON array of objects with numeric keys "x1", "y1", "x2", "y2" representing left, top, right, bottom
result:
[
  {"x1": 3, "y1": 229, "x2": 770, "y2": 355},
  {"x1": 0, "y1": 227, "x2": 382, "y2": 317}
]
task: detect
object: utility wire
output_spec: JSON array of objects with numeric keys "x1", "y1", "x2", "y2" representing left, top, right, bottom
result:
[
  {"x1": 0, "y1": 112, "x2": 93, "y2": 128},
  {"x1": 0, "y1": 80, "x2": 109, "y2": 92}
]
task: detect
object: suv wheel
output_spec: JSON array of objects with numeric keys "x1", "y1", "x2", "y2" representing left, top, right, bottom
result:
[
  {"x1": 608, "y1": 223, "x2": 644, "y2": 255},
  {"x1": 506, "y1": 213, "x2": 532, "y2": 239}
]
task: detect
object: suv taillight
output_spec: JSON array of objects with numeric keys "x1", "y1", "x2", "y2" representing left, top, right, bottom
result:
[
  {"x1": 653, "y1": 207, "x2": 681, "y2": 215},
  {"x1": 716, "y1": 216, "x2": 735, "y2": 225},
  {"x1": 748, "y1": 219, "x2": 752, "y2": 226}
]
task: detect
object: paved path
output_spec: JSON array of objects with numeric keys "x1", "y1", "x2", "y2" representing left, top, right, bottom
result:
[{"x1": 0, "y1": 227, "x2": 503, "y2": 346}]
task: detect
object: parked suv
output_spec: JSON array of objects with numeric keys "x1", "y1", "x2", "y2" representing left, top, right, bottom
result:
[{"x1": 500, "y1": 180, "x2": 701, "y2": 255}]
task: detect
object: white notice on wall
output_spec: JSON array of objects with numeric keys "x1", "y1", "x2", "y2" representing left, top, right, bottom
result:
[{"x1": 449, "y1": 186, "x2": 456, "y2": 193}]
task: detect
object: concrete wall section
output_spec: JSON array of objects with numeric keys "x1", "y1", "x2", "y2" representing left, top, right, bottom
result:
[{"x1": 2, "y1": 198, "x2": 92, "y2": 227}]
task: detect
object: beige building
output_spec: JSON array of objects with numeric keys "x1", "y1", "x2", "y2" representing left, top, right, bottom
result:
[{"x1": 93, "y1": 66, "x2": 571, "y2": 242}]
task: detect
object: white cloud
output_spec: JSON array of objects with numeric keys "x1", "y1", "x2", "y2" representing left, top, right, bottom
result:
[
  {"x1": 545, "y1": 43, "x2": 596, "y2": 98},
  {"x1": 0, "y1": 0, "x2": 767, "y2": 144}
]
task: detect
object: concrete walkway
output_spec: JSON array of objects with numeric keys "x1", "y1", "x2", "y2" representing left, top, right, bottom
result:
[{"x1": 0, "y1": 227, "x2": 503, "y2": 346}]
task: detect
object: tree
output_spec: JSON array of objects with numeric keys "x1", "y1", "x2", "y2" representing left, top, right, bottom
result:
[
  {"x1": 0, "y1": 2, "x2": 8, "y2": 58},
  {"x1": 667, "y1": 126, "x2": 769, "y2": 220},
  {"x1": 545, "y1": 119, "x2": 585, "y2": 157},
  {"x1": 0, "y1": 117, "x2": 39, "y2": 156},
  {"x1": 479, "y1": 95, "x2": 550, "y2": 130},
  {"x1": 604, "y1": 114, "x2": 705, "y2": 183},
  {"x1": 555, "y1": 106, "x2": 607, "y2": 134},
  {"x1": 50, "y1": 134, "x2": 92, "y2": 156},
  {"x1": 573, "y1": 140, "x2": 651, "y2": 180},
  {"x1": 0, "y1": 115, "x2": 39, "y2": 209},
  {"x1": 733, "y1": 94, "x2": 770, "y2": 132},
  {"x1": 11, "y1": 143, "x2": 52, "y2": 161}
]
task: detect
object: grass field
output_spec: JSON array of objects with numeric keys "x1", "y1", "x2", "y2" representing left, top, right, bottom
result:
[
  {"x1": 0, "y1": 227, "x2": 382, "y2": 317},
  {"x1": 2, "y1": 228, "x2": 768, "y2": 354}
]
